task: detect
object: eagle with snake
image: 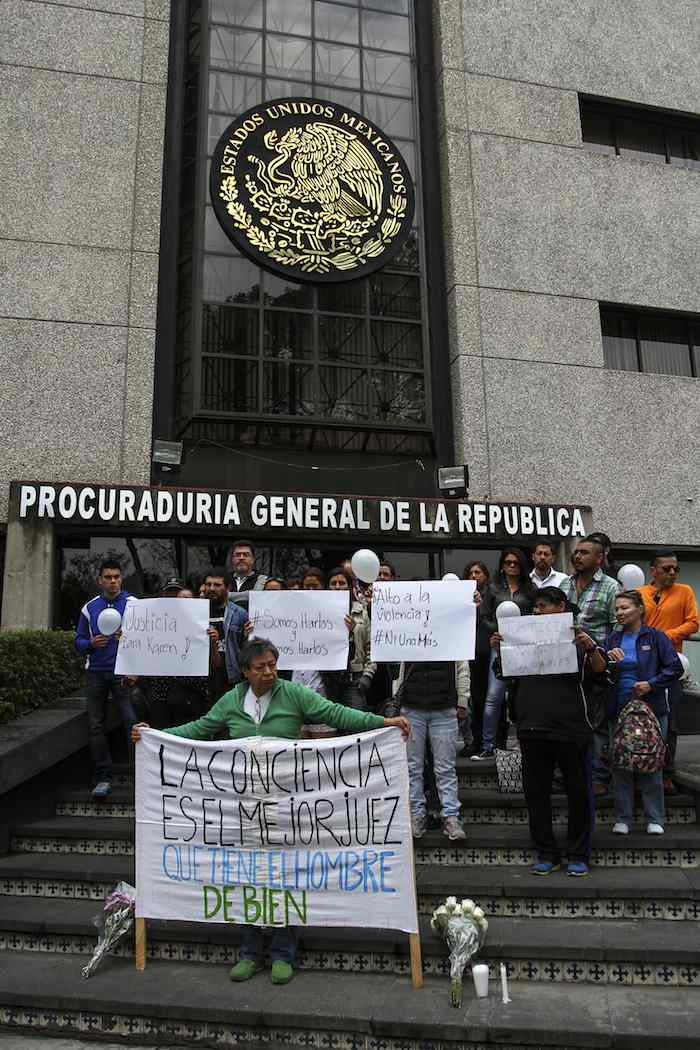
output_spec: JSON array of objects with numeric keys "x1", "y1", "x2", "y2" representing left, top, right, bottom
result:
[{"x1": 249, "y1": 122, "x2": 385, "y2": 223}]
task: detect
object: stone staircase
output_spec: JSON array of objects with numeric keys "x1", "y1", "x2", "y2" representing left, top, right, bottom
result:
[{"x1": 1, "y1": 755, "x2": 700, "y2": 1048}]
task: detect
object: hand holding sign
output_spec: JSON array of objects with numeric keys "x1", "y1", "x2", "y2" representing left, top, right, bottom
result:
[
  {"x1": 248, "y1": 591, "x2": 350, "y2": 670},
  {"x1": 371, "y1": 580, "x2": 477, "y2": 662},
  {"x1": 115, "y1": 598, "x2": 210, "y2": 677}
]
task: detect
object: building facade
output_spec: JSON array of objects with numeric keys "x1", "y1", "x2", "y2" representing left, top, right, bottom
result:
[{"x1": 1, "y1": 1, "x2": 698, "y2": 667}]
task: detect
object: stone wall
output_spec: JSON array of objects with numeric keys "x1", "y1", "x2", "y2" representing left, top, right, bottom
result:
[
  {"x1": 0, "y1": 0, "x2": 170, "y2": 525},
  {"x1": 436, "y1": 0, "x2": 700, "y2": 545}
]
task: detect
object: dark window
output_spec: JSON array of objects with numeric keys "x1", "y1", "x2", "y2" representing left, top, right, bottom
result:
[
  {"x1": 580, "y1": 96, "x2": 700, "y2": 172},
  {"x1": 172, "y1": 0, "x2": 431, "y2": 455},
  {"x1": 601, "y1": 306, "x2": 698, "y2": 379}
]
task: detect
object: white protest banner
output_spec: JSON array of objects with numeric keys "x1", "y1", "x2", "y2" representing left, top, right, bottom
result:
[
  {"x1": 135, "y1": 727, "x2": 418, "y2": 934},
  {"x1": 248, "y1": 590, "x2": 350, "y2": 670},
  {"x1": 370, "y1": 580, "x2": 476, "y2": 662},
  {"x1": 499, "y1": 612, "x2": 578, "y2": 676},
  {"x1": 115, "y1": 598, "x2": 210, "y2": 677}
]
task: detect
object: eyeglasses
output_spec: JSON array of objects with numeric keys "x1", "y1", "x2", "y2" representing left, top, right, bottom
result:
[{"x1": 661, "y1": 566, "x2": 680, "y2": 573}]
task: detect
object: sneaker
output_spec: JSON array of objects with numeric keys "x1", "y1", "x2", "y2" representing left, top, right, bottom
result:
[
  {"x1": 92, "y1": 781, "x2": 112, "y2": 798},
  {"x1": 612, "y1": 822, "x2": 629, "y2": 835},
  {"x1": 411, "y1": 813, "x2": 427, "y2": 839},
  {"x1": 471, "y1": 750, "x2": 495, "y2": 761},
  {"x1": 567, "y1": 862, "x2": 590, "y2": 877},
  {"x1": 442, "y1": 816, "x2": 466, "y2": 841},
  {"x1": 646, "y1": 822, "x2": 664, "y2": 835},
  {"x1": 532, "y1": 861, "x2": 560, "y2": 876},
  {"x1": 271, "y1": 960, "x2": 294, "y2": 984},
  {"x1": 229, "y1": 959, "x2": 263, "y2": 982}
]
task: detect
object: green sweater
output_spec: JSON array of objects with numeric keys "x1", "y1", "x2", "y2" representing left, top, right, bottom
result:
[{"x1": 163, "y1": 677, "x2": 385, "y2": 741}]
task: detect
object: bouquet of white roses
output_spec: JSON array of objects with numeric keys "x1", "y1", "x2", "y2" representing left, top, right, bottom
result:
[
  {"x1": 81, "y1": 881, "x2": 136, "y2": 979},
  {"x1": 430, "y1": 896, "x2": 488, "y2": 1007}
]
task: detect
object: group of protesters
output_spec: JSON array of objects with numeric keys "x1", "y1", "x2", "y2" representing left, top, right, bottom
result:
[{"x1": 76, "y1": 533, "x2": 698, "y2": 980}]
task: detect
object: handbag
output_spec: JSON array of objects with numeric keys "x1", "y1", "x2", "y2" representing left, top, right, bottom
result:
[{"x1": 495, "y1": 746, "x2": 523, "y2": 793}]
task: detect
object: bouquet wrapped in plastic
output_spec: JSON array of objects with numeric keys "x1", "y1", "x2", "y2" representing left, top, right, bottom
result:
[
  {"x1": 431, "y1": 896, "x2": 488, "y2": 1007},
  {"x1": 81, "y1": 881, "x2": 136, "y2": 979}
]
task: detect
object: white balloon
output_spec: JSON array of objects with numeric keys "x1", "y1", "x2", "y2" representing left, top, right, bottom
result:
[
  {"x1": 617, "y1": 564, "x2": 646, "y2": 590},
  {"x1": 97, "y1": 607, "x2": 122, "y2": 636},
  {"x1": 442, "y1": 572, "x2": 460, "y2": 582},
  {"x1": 496, "y1": 600, "x2": 521, "y2": 619},
  {"x1": 351, "y1": 549, "x2": 380, "y2": 584}
]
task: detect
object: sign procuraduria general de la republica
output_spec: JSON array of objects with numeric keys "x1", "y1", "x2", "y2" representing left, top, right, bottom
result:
[{"x1": 11, "y1": 482, "x2": 589, "y2": 541}]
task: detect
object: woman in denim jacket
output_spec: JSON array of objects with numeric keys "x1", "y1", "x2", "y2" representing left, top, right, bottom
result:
[{"x1": 604, "y1": 590, "x2": 682, "y2": 835}]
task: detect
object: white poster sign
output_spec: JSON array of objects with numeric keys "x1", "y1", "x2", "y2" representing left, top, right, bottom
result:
[
  {"x1": 114, "y1": 598, "x2": 210, "y2": 677},
  {"x1": 248, "y1": 591, "x2": 350, "y2": 670},
  {"x1": 370, "y1": 580, "x2": 476, "y2": 662},
  {"x1": 499, "y1": 612, "x2": 578, "y2": 676},
  {"x1": 135, "y1": 728, "x2": 418, "y2": 933}
]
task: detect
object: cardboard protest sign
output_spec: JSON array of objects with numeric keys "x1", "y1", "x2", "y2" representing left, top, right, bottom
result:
[
  {"x1": 248, "y1": 590, "x2": 350, "y2": 670},
  {"x1": 135, "y1": 727, "x2": 418, "y2": 933},
  {"x1": 499, "y1": 612, "x2": 578, "y2": 676},
  {"x1": 115, "y1": 598, "x2": 210, "y2": 677},
  {"x1": 370, "y1": 580, "x2": 476, "y2": 662}
]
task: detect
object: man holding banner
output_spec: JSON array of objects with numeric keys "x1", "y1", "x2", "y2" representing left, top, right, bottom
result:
[{"x1": 131, "y1": 637, "x2": 410, "y2": 985}]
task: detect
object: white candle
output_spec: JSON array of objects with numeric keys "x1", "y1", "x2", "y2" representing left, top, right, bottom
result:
[{"x1": 500, "y1": 963, "x2": 511, "y2": 1003}]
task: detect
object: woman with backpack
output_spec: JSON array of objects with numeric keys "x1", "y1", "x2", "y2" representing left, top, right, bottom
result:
[{"x1": 605, "y1": 590, "x2": 682, "y2": 835}]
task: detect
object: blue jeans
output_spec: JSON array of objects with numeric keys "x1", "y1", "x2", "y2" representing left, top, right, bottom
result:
[
  {"x1": 611, "y1": 715, "x2": 668, "y2": 826},
  {"x1": 403, "y1": 707, "x2": 460, "y2": 819},
  {"x1": 482, "y1": 651, "x2": 507, "y2": 753},
  {"x1": 239, "y1": 925, "x2": 297, "y2": 963},
  {"x1": 85, "y1": 671, "x2": 136, "y2": 782}
]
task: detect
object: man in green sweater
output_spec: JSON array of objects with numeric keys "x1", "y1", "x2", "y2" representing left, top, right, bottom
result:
[{"x1": 131, "y1": 637, "x2": 410, "y2": 985}]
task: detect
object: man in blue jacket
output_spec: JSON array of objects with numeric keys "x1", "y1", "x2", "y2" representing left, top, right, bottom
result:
[{"x1": 75, "y1": 560, "x2": 136, "y2": 797}]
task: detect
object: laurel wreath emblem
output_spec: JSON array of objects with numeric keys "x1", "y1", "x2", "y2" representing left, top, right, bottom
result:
[{"x1": 219, "y1": 174, "x2": 407, "y2": 275}]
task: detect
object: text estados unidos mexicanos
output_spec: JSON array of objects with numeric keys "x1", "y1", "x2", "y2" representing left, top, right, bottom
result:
[{"x1": 17, "y1": 484, "x2": 587, "y2": 538}]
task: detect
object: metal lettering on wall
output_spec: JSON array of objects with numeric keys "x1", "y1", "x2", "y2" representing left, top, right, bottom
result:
[
  {"x1": 209, "y1": 98, "x2": 414, "y2": 283},
  {"x1": 12, "y1": 483, "x2": 588, "y2": 541}
]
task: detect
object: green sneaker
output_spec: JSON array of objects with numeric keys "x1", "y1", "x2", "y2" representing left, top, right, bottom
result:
[
  {"x1": 270, "y1": 960, "x2": 294, "y2": 985},
  {"x1": 229, "y1": 958, "x2": 263, "y2": 982}
]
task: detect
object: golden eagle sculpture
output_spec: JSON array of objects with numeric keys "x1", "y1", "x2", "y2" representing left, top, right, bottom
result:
[{"x1": 263, "y1": 123, "x2": 384, "y2": 219}]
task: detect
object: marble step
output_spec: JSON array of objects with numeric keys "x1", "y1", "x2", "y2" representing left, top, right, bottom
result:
[
  {"x1": 11, "y1": 816, "x2": 700, "y2": 868},
  {"x1": 2, "y1": 852, "x2": 700, "y2": 922},
  {"x1": 0, "y1": 952, "x2": 698, "y2": 1048},
  {"x1": 0, "y1": 897, "x2": 698, "y2": 987},
  {"x1": 106, "y1": 757, "x2": 504, "y2": 791},
  {"x1": 53, "y1": 784, "x2": 699, "y2": 825}
]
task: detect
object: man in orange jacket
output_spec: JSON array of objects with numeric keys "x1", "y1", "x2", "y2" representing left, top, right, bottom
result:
[{"x1": 639, "y1": 550, "x2": 699, "y2": 787}]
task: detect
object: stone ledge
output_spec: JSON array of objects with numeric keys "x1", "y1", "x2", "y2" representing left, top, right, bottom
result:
[
  {"x1": 0, "y1": 697, "x2": 115, "y2": 796},
  {"x1": 1, "y1": 953, "x2": 700, "y2": 1046}
]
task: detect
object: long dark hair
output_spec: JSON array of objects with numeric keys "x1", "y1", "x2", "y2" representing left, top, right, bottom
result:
[{"x1": 497, "y1": 547, "x2": 535, "y2": 594}]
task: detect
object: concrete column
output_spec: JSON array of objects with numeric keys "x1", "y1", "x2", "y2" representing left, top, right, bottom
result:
[{"x1": 1, "y1": 516, "x2": 55, "y2": 629}]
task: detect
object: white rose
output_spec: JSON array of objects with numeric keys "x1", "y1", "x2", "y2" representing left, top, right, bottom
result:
[
  {"x1": 436, "y1": 904, "x2": 448, "y2": 916},
  {"x1": 473, "y1": 906, "x2": 484, "y2": 921},
  {"x1": 461, "y1": 899, "x2": 476, "y2": 913},
  {"x1": 480, "y1": 918, "x2": 489, "y2": 933},
  {"x1": 445, "y1": 896, "x2": 458, "y2": 908}
]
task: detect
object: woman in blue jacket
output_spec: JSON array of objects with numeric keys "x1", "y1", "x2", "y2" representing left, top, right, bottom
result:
[{"x1": 605, "y1": 590, "x2": 682, "y2": 835}]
